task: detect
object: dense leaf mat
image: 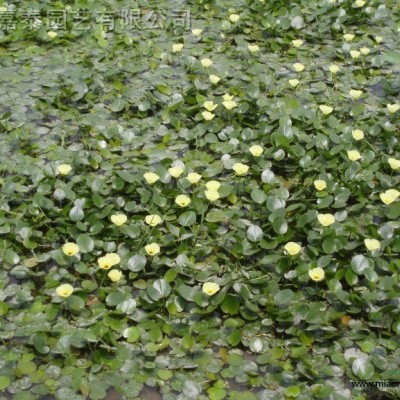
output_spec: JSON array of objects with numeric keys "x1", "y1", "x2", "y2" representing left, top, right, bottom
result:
[{"x1": 1, "y1": 0, "x2": 400, "y2": 399}]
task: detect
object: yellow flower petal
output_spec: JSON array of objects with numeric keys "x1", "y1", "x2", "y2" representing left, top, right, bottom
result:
[
  {"x1": 388, "y1": 158, "x2": 400, "y2": 170},
  {"x1": 314, "y1": 180, "x2": 327, "y2": 191},
  {"x1": 232, "y1": 163, "x2": 249, "y2": 176},
  {"x1": 209, "y1": 75, "x2": 221, "y2": 84},
  {"x1": 387, "y1": 104, "x2": 400, "y2": 113},
  {"x1": 329, "y1": 64, "x2": 340, "y2": 74},
  {"x1": 172, "y1": 43, "x2": 183, "y2": 53},
  {"x1": 56, "y1": 284, "x2": 74, "y2": 297},
  {"x1": 203, "y1": 101, "x2": 218, "y2": 112},
  {"x1": 349, "y1": 89, "x2": 363, "y2": 99},
  {"x1": 206, "y1": 181, "x2": 221, "y2": 191},
  {"x1": 352, "y1": 129, "x2": 364, "y2": 140},
  {"x1": 229, "y1": 14, "x2": 240, "y2": 23},
  {"x1": 145, "y1": 243, "x2": 160, "y2": 256},
  {"x1": 57, "y1": 164, "x2": 72, "y2": 175},
  {"x1": 202, "y1": 111, "x2": 215, "y2": 120},
  {"x1": 309, "y1": 267, "x2": 325, "y2": 282},
  {"x1": 201, "y1": 58, "x2": 213, "y2": 68},
  {"x1": 192, "y1": 29, "x2": 203, "y2": 37},
  {"x1": 343, "y1": 33, "x2": 355, "y2": 42},
  {"x1": 317, "y1": 214, "x2": 335, "y2": 227},
  {"x1": 293, "y1": 63, "x2": 305, "y2": 72},
  {"x1": 145, "y1": 215, "x2": 162, "y2": 227},
  {"x1": 111, "y1": 214, "x2": 127, "y2": 226},
  {"x1": 202, "y1": 282, "x2": 220, "y2": 295},
  {"x1": 62, "y1": 243, "x2": 80, "y2": 256},
  {"x1": 292, "y1": 39, "x2": 303, "y2": 48},
  {"x1": 249, "y1": 145, "x2": 264, "y2": 157},
  {"x1": 347, "y1": 150, "x2": 361, "y2": 161},
  {"x1": 186, "y1": 173, "x2": 202, "y2": 184},
  {"x1": 222, "y1": 100, "x2": 238, "y2": 110},
  {"x1": 248, "y1": 44, "x2": 260, "y2": 53},
  {"x1": 284, "y1": 242, "x2": 301, "y2": 255},
  {"x1": 143, "y1": 172, "x2": 160, "y2": 184},
  {"x1": 108, "y1": 269, "x2": 123, "y2": 282},
  {"x1": 319, "y1": 105, "x2": 333, "y2": 115},
  {"x1": 175, "y1": 194, "x2": 191, "y2": 207},
  {"x1": 168, "y1": 166, "x2": 184, "y2": 178},
  {"x1": 364, "y1": 239, "x2": 380, "y2": 251},
  {"x1": 205, "y1": 190, "x2": 220, "y2": 201}
]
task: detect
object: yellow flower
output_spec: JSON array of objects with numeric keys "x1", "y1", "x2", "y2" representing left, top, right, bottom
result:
[
  {"x1": 387, "y1": 104, "x2": 400, "y2": 113},
  {"x1": 47, "y1": 31, "x2": 58, "y2": 39},
  {"x1": 284, "y1": 242, "x2": 301, "y2": 256},
  {"x1": 209, "y1": 75, "x2": 221, "y2": 84},
  {"x1": 319, "y1": 105, "x2": 333, "y2": 115},
  {"x1": 347, "y1": 150, "x2": 361, "y2": 161},
  {"x1": 349, "y1": 89, "x2": 363, "y2": 99},
  {"x1": 374, "y1": 36, "x2": 383, "y2": 44},
  {"x1": 202, "y1": 282, "x2": 220, "y2": 296},
  {"x1": 292, "y1": 39, "x2": 303, "y2": 48},
  {"x1": 202, "y1": 111, "x2": 215, "y2": 120},
  {"x1": 248, "y1": 44, "x2": 260, "y2": 53},
  {"x1": 317, "y1": 213, "x2": 335, "y2": 227},
  {"x1": 249, "y1": 145, "x2": 264, "y2": 157},
  {"x1": 355, "y1": 0, "x2": 365, "y2": 6},
  {"x1": 314, "y1": 180, "x2": 327, "y2": 191},
  {"x1": 168, "y1": 166, "x2": 184, "y2": 178},
  {"x1": 187, "y1": 173, "x2": 202, "y2": 184},
  {"x1": 388, "y1": 158, "x2": 400, "y2": 170},
  {"x1": 350, "y1": 50, "x2": 361, "y2": 59},
  {"x1": 289, "y1": 79, "x2": 300, "y2": 87},
  {"x1": 145, "y1": 243, "x2": 160, "y2": 256},
  {"x1": 172, "y1": 43, "x2": 183, "y2": 53},
  {"x1": 229, "y1": 14, "x2": 240, "y2": 23},
  {"x1": 98, "y1": 253, "x2": 120, "y2": 270},
  {"x1": 308, "y1": 267, "x2": 325, "y2": 282},
  {"x1": 57, "y1": 164, "x2": 72, "y2": 175},
  {"x1": 329, "y1": 64, "x2": 340, "y2": 74},
  {"x1": 380, "y1": 189, "x2": 400, "y2": 205},
  {"x1": 232, "y1": 163, "x2": 249, "y2": 176},
  {"x1": 360, "y1": 47, "x2": 370, "y2": 55},
  {"x1": 205, "y1": 190, "x2": 220, "y2": 201},
  {"x1": 56, "y1": 284, "x2": 74, "y2": 297},
  {"x1": 145, "y1": 214, "x2": 162, "y2": 227},
  {"x1": 223, "y1": 94, "x2": 234, "y2": 101},
  {"x1": 107, "y1": 253, "x2": 120, "y2": 265},
  {"x1": 108, "y1": 269, "x2": 123, "y2": 282},
  {"x1": 192, "y1": 29, "x2": 203, "y2": 36},
  {"x1": 175, "y1": 194, "x2": 191, "y2": 207},
  {"x1": 203, "y1": 101, "x2": 218, "y2": 112},
  {"x1": 364, "y1": 239, "x2": 380, "y2": 251},
  {"x1": 352, "y1": 129, "x2": 364, "y2": 140},
  {"x1": 98, "y1": 256, "x2": 114, "y2": 270},
  {"x1": 222, "y1": 100, "x2": 238, "y2": 110},
  {"x1": 206, "y1": 181, "x2": 221, "y2": 191},
  {"x1": 343, "y1": 33, "x2": 355, "y2": 42},
  {"x1": 293, "y1": 63, "x2": 305, "y2": 72},
  {"x1": 201, "y1": 58, "x2": 213, "y2": 68},
  {"x1": 62, "y1": 243, "x2": 80, "y2": 257},
  {"x1": 143, "y1": 172, "x2": 160, "y2": 184},
  {"x1": 111, "y1": 214, "x2": 127, "y2": 226}
]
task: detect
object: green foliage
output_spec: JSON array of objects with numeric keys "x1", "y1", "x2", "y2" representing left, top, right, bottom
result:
[{"x1": 0, "y1": 0, "x2": 400, "y2": 398}]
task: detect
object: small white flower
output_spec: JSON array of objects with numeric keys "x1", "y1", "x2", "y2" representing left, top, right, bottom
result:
[{"x1": 192, "y1": 29, "x2": 203, "y2": 37}]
